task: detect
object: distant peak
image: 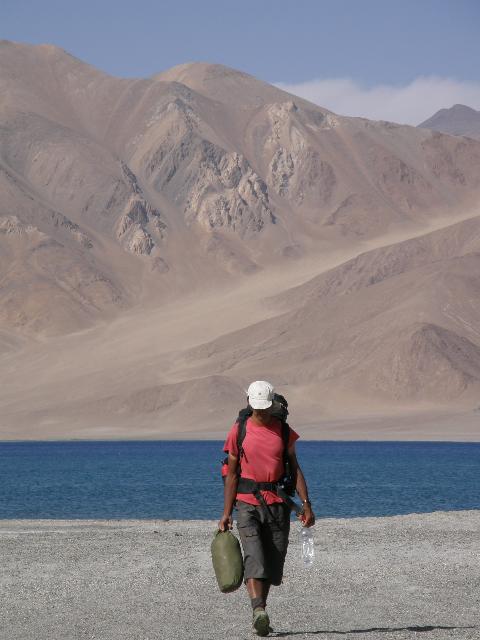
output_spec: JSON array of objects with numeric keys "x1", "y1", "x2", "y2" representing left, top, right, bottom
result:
[
  {"x1": 418, "y1": 103, "x2": 480, "y2": 140},
  {"x1": 161, "y1": 61, "x2": 240, "y2": 73},
  {"x1": 153, "y1": 61, "x2": 252, "y2": 83},
  {"x1": 34, "y1": 43, "x2": 86, "y2": 63},
  {"x1": 0, "y1": 40, "x2": 64, "y2": 53},
  {"x1": 151, "y1": 61, "x2": 298, "y2": 108},
  {"x1": 0, "y1": 39, "x2": 25, "y2": 51},
  {"x1": 36, "y1": 43, "x2": 65, "y2": 53},
  {"x1": 450, "y1": 104, "x2": 478, "y2": 113},
  {"x1": 0, "y1": 40, "x2": 79, "y2": 64}
]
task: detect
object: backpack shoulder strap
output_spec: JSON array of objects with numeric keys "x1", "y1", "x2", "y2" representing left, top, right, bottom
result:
[
  {"x1": 281, "y1": 421, "x2": 290, "y2": 453},
  {"x1": 236, "y1": 407, "x2": 251, "y2": 459},
  {"x1": 281, "y1": 421, "x2": 291, "y2": 475}
]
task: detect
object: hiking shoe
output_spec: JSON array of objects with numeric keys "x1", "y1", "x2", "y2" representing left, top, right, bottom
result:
[{"x1": 252, "y1": 607, "x2": 270, "y2": 636}]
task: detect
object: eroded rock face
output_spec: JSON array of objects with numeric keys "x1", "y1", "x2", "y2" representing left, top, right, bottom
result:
[
  {"x1": 0, "y1": 215, "x2": 36, "y2": 235},
  {"x1": 184, "y1": 144, "x2": 274, "y2": 235},
  {"x1": 143, "y1": 103, "x2": 275, "y2": 237},
  {"x1": 48, "y1": 211, "x2": 93, "y2": 248},
  {"x1": 0, "y1": 212, "x2": 93, "y2": 248},
  {"x1": 127, "y1": 227, "x2": 155, "y2": 255},
  {"x1": 269, "y1": 148, "x2": 294, "y2": 197},
  {"x1": 117, "y1": 199, "x2": 148, "y2": 236},
  {"x1": 116, "y1": 164, "x2": 167, "y2": 257},
  {"x1": 265, "y1": 102, "x2": 336, "y2": 206},
  {"x1": 143, "y1": 98, "x2": 197, "y2": 188},
  {"x1": 116, "y1": 196, "x2": 165, "y2": 256},
  {"x1": 268, "y1": 101, "x2": 299, "y2": 137},
  {"x1": 269, "y1": 146, "x2": 336, "y2": 205}
]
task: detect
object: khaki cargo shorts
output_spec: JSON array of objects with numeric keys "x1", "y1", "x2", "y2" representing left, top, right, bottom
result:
[{"x1": 236, "y1": 500, "x2": 290, "y2": 586}]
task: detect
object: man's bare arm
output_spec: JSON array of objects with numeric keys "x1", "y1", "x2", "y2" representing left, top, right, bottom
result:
[
  {"x1": 288, "y1": 443, "x2": 315, "y2": 527},
  {"x1": 218, "y1": 453, "x2": 239, "y2": 531}
]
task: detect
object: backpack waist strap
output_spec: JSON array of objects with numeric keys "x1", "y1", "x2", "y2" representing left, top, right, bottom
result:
[
  {"x1": 237, "y1": 477, "x2": 278, "y2": 493},
  {"x1": 236, "y1": 477, "x2": 303, "y2": 516}
]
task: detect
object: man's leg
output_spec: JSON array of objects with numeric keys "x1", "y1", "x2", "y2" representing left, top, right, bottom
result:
[
  {"x1": 246, "y1": 578, "x2": 267, "y2": 609},
  {"x1": 263, "y1": 503, "x2": 290, "y2": 587},
  {"x1": 245, "y1": 578, "x2": 271, "y2": 605},
  {"x1": 237, "y1": 503, "x2": 271, "y2": 635},
  {"x1": 261, "y1": 579, "x2": 271, "y2": 605},
  {"x1": 248, "y1": 581, "x2": 271, "y2": 637}
]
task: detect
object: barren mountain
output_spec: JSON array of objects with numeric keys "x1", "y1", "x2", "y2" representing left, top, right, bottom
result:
[
  {"x1": 419, "y1": 104, "x2": 480, "y2": 140},
  {"x1": 1, "y1": 40, "x2": 480, "y2": 438},
  {"x1": 180, "y1": 215, "x2": 480, "y2": 410}
]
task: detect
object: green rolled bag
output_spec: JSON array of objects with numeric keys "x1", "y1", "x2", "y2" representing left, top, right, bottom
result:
[{"x1": 211, "y1": 529, "x2": 244, "y2": 593}]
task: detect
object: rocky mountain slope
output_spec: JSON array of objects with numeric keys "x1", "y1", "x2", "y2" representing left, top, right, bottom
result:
[
  {"x1": 178, "y1": 215, "x2": 480, "y2": 410},
  {"x1": 419, "y1": 104, "x2": 480, "y2": 140},
  {"x1": 1, "y1": 41, "x2": 480, "y2": 437}
]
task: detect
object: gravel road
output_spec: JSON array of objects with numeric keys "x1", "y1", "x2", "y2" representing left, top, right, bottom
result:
[{"x1": 1, "y1": 511, "x2": 479, "y2": 640}]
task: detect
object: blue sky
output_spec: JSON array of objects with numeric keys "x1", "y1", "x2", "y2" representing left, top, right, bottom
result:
[{"x1": 3, "y1": 0, "x2": 480, "y2": 123}]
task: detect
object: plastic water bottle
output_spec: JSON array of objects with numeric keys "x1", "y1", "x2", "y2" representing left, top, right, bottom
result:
[{"x1": 300, "y1": 526, "x2": 314, "y2": 567}]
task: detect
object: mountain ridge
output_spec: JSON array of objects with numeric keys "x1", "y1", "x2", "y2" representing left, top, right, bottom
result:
[{"x1": 1, "y1": 41, "x2": 480, "y2": 437}]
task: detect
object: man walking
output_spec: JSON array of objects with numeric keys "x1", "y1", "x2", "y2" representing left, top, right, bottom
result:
[{"x1": 218, "y1": 380, "x2": 315, "y2": 636}]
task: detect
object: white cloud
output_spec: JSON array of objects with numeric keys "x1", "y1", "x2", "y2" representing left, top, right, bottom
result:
[{"x1": 275, "y1": 76, "x2": 480, "y2": 125}]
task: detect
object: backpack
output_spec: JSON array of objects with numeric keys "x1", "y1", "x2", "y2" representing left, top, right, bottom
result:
[{"x1": 221, "y1": 393, "x2": 296, "y2": 497}]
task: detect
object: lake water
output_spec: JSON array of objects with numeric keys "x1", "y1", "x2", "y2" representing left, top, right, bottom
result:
[{"x1": 0, "y1": 441, "x2": 479, "y2": 519}]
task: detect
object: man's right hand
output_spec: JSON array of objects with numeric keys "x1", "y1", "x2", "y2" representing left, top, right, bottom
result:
[{"x1": 218, "y1": 514, "x2": 233, "y2": 531}]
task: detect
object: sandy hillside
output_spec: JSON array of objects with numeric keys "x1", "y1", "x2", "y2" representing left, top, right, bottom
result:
[{"x1": 1, "y1": 41, "x2": 480, "y2": 439}]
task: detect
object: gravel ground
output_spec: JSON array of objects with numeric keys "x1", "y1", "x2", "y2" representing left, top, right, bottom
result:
[{"x1": 1, "y1": 511, "x2": 479, "y2": 640}]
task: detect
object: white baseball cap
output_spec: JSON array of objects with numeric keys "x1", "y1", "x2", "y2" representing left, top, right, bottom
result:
[{"x1": 247, "y1": 380, "x2": 274, "y2": 410}]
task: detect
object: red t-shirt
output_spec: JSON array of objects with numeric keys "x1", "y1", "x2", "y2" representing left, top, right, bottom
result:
[{"x1": 223, "y1": 417, "x2": 299, "y2": 506}]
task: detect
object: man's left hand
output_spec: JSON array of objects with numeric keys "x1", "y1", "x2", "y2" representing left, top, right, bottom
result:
[{"x1": 298, "y1": 505, "x2": 315, "y2": 527}]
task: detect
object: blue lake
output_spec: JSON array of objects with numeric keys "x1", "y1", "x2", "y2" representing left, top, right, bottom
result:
[{"x1": 0, "y1": 440, "x2": 479, "y2": 519}]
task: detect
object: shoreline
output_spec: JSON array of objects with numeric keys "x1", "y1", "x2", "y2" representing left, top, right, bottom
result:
[
  {"x1": 1, "y1": 507, "x2": 479, "y2": 523},
  {"x1": 1, "y1": 409, "x2": 480, "y2": 442},
  {"x1": 1, "y1": 511, "x2": 479, "y2": 639},
  {"x1": 0, "y1": 436, "x2": 480, "y2": 444}
]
